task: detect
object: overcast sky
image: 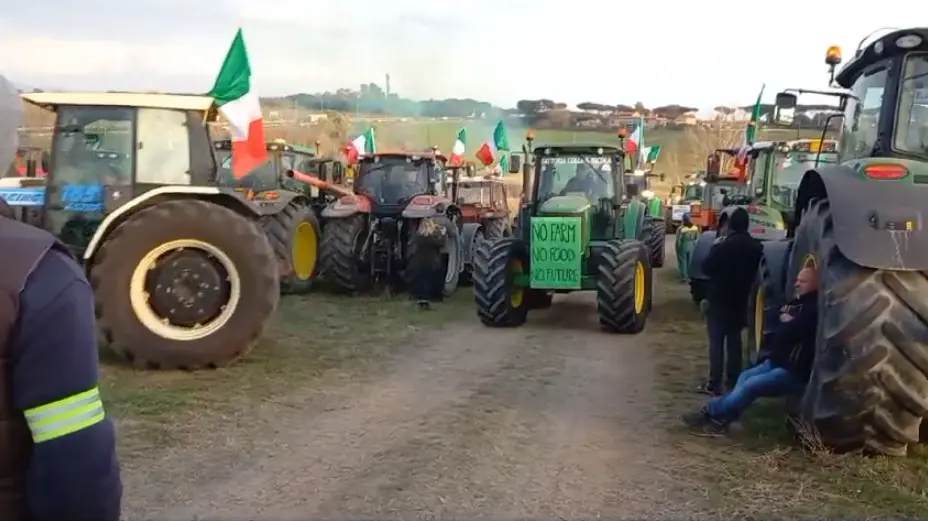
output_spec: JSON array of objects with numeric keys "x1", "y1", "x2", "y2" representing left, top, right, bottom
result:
[{"x1": 0, "y1": 0, "x2": 922, "y2": 110}]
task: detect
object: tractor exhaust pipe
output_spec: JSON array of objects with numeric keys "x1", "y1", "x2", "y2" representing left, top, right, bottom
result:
[{"x1": 286, "y1": 169, "x2": 354, "y2": 198}]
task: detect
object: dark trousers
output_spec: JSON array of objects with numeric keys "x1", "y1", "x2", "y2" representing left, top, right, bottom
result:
[
  {"x1": 413, "y1": 266, "x2": 445, "y2": 301},
  {"x1": 707, "y1": 305, "x2": 743, "y2": 390}
]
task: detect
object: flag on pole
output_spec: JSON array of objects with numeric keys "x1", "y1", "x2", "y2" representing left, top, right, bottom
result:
[
  {"x1": 344, "y1": 127, "x2": 376, "y2": 163},
  {"x1": 208, "y1": 29, "x2": 266, "y2": 179},
  {"x1": 475, "y1": 121, "x2": 509, "y2": 166},
  {"x1": 449, "y1": 127, "x2": 467, "y2": 165},
  {"x1": 646, "y1": 145, "x2": 662, "y2": 163},
  {"x1": 498, "y1": 153, "x2": 510, "y2": 175},
  {"x1": 745, "y1": 84, "x2": 765, "y2": 145},
  {"x1": 626, "y1": 121, "x2": 642, "y2": 157}
]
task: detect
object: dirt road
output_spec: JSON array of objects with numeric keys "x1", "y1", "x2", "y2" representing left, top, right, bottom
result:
[{"x1": 122, "y1": 251, "x2": 704, "y2": 520}]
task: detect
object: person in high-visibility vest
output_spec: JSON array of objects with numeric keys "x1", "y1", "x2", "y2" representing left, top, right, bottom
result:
[
  {"x1": 675, "y1": 214, "x2": 699, "y2": 282},
  {"x1": 0, "y1": 72, "x2": 122, "y2": 521}
]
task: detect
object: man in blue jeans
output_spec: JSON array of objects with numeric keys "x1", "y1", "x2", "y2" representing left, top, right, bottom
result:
[
  {"x1": 683, "y1": 266, "x2": 819, "y2": 435},
  {"x1": 696, "y1": 207, "x2": 763, "y2": 396}
]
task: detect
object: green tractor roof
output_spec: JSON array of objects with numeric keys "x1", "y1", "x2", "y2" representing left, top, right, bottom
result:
[{"x1": 531, "y1": 142, "x2": 623, "y2": 154}]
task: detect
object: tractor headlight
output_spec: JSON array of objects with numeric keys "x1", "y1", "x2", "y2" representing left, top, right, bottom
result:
[{"x1": 641, "y1": 190, "x2": 655, "y2": 198}]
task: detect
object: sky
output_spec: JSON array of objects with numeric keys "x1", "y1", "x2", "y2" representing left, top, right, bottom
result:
[{"x1": 1, "y1": 0, "x2": 924, "y2": 112}]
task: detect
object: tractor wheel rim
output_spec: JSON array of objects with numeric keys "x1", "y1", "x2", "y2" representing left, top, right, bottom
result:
[
  {"x1": 634, "y1": 261, "x2": 646, "y2": 314},
  {"x1": 445, "y1": 233, "x2": 460, "y2": 284},
  {"x1": 130, "y1": 239, "x2": 241, "y2": 341},
  {"x1": 292, "y1": 221, "x2": 318, "y2": 280}
]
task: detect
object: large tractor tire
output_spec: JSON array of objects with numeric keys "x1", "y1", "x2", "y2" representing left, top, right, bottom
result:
[
  {"x1": 90, "y1": 199, "x2": 279, "y2": 370},
  {"x1": 792, "y1": 198, "x2": 928, "y2": 456},
  {"x1": 473, "y1": 237, "x2": 529, "y2": 327},
  {"x1": 404, "y1": 216, "x2": 462, "y2": 297},
  {"x1": 646, "y1": 217, "x2": 666, "y2": 268},
  {"x1": 746, "y1": 242, "x2": 791, "y2": 364},
  {"x1": 482, "y1": 217, "x2": 509, "y2": 240},
  {"x1": 596, "y1": 239, "x2": 651, "y2": 333},
  {"x1": 261, "y1": 200, "x2": 321, "y2": 295},
  {"x1": 318, "y1": 214, "x2": 372, "y2": 293}
]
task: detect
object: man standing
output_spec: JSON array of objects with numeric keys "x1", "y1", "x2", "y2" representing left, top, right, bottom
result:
[
  {"x1": 675, "y1": 214, "x2": 699, "y2": 282},
  {"x1": 0, "y1": 73, "x2": 122, "y2": 520},
  {"x1": 410, "y1": 216, "x2": 448, "y2": 309},
  {"x1": 684, "y1": 266, "x2": 819, "y2": 435},
  {"x1": 697, "y1": 207, "x2": 763, "y2": 396}
]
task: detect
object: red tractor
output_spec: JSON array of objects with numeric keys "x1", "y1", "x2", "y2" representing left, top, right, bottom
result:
[
  {"x1": 317, "y1": 150, "x2": 464, "y2": 295},
  {"x1": 6, "y1": 147, "x2": 48, "y2": 177}
]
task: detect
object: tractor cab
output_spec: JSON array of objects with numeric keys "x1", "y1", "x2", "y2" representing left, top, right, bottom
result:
[
  {"x1": 9, "y1": 91, "x2": 222, "y2": 253},
  {"x1": 215, "y1": 138, "x2": 316, "y2": 193},
  {"x1": 688, "y1": 149, "x2": 751, "y2": 230},
  {"x1": 353, "y1": 152, "x2": 444, "y2": 213}
]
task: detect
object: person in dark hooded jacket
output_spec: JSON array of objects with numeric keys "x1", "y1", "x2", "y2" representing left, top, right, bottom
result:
[{"x1": 696, "y1": 207, "x2": 762, "y2": 396}]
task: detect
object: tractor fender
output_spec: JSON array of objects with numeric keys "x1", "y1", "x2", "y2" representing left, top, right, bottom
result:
[
  {"x1": 796, "y1": 163, "x2": 928, "y2": 270},
  {"x1": 622, "y1": 199, "x2": 647, "y2": 240},
  {"x1": 83, "y1": 186, "x2": 261, "y2": 262},
  {"x1": 401, "y1": 195, "x2": 453, "y2": 219},
  {"x1": 321, "y1": 193, "x2": 371, "y2": 219},
  {"x1": 688, "y1": 229, "x2": 718, "y2": 282},
  {"x1": 645, "y1": 197, "x2": 663, "y2": 218},
  {"x1": 461, "y1": 222, "x2": 483, "y2": 267}
]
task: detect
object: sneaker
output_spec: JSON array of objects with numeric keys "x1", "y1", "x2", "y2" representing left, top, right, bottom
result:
[
  {"x1": 681, "y1": 408, "x2": 711, "y2": 428},
  {"x1": 695, "y1": 382, "x2": 722, "y2": 397}
]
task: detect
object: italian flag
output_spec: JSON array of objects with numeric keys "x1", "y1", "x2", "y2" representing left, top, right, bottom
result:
[
  {"x1": 745, "y1": 84, "x2": 765, "y2": 145},
  {"x1": 208, "y1": 29, "x2": 266, "y2": 179},
  {"x1": 644, "y1": 145, "x2": 662, "y2": 163},
  {"x1": 625, "y1": 118, "x2": 643, "y2": 159},
  {"x1": 474, "y1": 121, "x2": 509, "y2": 166},
  {"x1": 344, "y1": 127, "x2": 376, "y2": 164},
  {"x1": 449, "y1": 128, "x2": 466, "y2": 165}
]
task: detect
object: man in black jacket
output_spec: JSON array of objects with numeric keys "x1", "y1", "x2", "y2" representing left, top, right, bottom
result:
[
  {"x1": 697, "y1": 207, "x2": 763, "y2": 396},
  {"x1": 683, "y1": 266, "x2": 819, "y2": 435}
]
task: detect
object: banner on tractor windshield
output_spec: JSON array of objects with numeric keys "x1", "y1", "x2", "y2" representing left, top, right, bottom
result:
[{"x1": 530, "y1": 216, "x2": 582, "y2": 290}]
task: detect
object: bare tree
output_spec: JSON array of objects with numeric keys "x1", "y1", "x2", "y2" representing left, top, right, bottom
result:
[{"x1": 661, "y1": 120, "x2": 746, "y2": 179}]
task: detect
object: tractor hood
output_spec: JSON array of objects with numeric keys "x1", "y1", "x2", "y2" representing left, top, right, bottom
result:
[
  {"x1": 746, "y1": 205, "x2": 787, "y2": 240},
  {"x1": 538, "y1": 195, "x2": 591, "y2": 215}
]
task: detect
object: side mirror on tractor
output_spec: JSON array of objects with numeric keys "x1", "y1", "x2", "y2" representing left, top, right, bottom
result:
[
  {"x1": 509, "y1": 153, "x2": 522, "y2": 174},
  {"x1": 774, "y1": 92, "x2": 798, "y2": 126}
]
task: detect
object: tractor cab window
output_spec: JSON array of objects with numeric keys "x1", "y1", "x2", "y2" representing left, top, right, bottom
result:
[
  {"x1": 536, "y1": 155, "x2": 615, "y2": 203},
  {"x1": 457, "y1": 182, "x2": 490, "y2": 205},
  {"x1": 894, "y1": 53, "x2": 928, "y2": 157},
  {"x1": 356, "y1": 157, "x2": 430, "y2": 205},
  {"x1": 51, "y1": 106, "x2": 133, "y2": 185},
  {"x1": 136, "y1": 108, "x2": 191, "y2": 185},
  {"x1": 841, "y1": 60, "x2": 889, "y2": 161},
  {"x1": 749, "y1": 151, "x2": 770, "y2": 199},
  {"x1": 216, "y1": 154, "x2": 279, "y2": 191},
  {"x1": 683, "y1": 183, "x2": 703, "y2": 201}
]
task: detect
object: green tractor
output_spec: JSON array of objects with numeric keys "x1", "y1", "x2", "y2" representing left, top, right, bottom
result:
[
  {"x1": 750, "y1": 31, "x2": 928, "y2": 456},
  {"x1": 0, "y1": 91, "x2": 287, "y2": 369},
  {"x1": 473, "y1": 135, "x2": 653, "y2": 332},
  {"x1": 214, "y1": 138, "x2": 350, "y2": 294},
  {"x1": 627, "y1": 168, "x2": 666, "y2": 266}
]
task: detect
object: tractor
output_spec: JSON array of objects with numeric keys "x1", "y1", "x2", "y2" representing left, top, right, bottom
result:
[
  {"x1": 474, "y1": 134, "x2": 653, "y2": 333},
  {"x1": 213, "y1": 138, "x2": 349, "y2": 294},
  {"x1": 0, "y1": 91, "x2": 286, "y2": 370},
  {"x1": 627, "y1": 168, "x2": 667, "y2": 266},
  {"x1": 687, "y1": 139, "x2": 840, "y2": 303},
  {"x1": 687, "y1": 149, "x2": 752, "y2": 232},
  {"x1": 747, "y1": 32, "x2": 928, "y2": 456},
  {"x1": 449, "y1": 166, "x2": 514, "y2": 283},
  {"x1": 6, "y1": 147, "x2": 48, "y2": 177},
  {"x1": 665, "y1": 172, "x2": 704, "y2": 233},
  {"x1": 317, "y1": 150, "x2": 464, "y2": 295}
]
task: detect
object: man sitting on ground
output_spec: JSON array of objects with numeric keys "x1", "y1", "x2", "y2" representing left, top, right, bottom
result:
[{"x1": 683, "y1": 265, "x2": 819, "y2": 436}]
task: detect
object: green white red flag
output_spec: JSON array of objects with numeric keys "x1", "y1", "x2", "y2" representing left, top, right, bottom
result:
[
  {"x1": 449, "y1": 127, "x2": 466, "y2": 165},
  {"x1": 474, "y1": 121, "x2": 509, "y2": 166},
  {"x1": 344, "y1": 127, "x2": 376, "y2": 163},
  {"x1": 208, "y1": 29, "x2": 266, "y2": 179}
]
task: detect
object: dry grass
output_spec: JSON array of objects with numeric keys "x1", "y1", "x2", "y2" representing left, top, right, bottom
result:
[
  {"x1": 100, "y1": 291, "x2": 473, "y2": 456},
  {"x1": 649, "y1": 262, "x2": 928, "y2": 519}
]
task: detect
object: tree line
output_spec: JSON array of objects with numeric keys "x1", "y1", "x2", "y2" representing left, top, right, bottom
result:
[{"x1": 262, "y1": 83, "x2": 842, "y2": 130}]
